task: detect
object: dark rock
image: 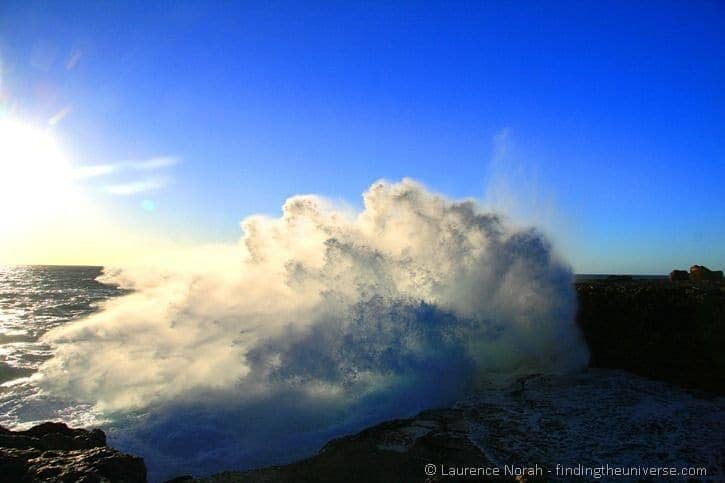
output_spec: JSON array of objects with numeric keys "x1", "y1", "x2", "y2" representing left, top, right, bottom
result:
[
  {"x1": 575, "y1": 279, "x2": 725, "y2": 394},
  {"x1": 0, "y1": 422, "x2": 105, "y2": 452},
  {"x1": 0, "y1": 422, "x2": 146, "y2": 482},
  {"x1": 690, "y1": 264, "x2": 724, "y2": 281},
  {"x1": 669, "y1": 269, "x2": 689, "y2": 281}
]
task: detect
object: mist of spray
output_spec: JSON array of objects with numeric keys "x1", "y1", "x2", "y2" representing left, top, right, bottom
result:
[{"x1": 39, "y1": 179, "x2": 588, "y2": 479}]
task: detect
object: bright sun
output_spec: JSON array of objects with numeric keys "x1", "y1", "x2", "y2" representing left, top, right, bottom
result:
[
  {"x1": 0, "y1": 118, "x2": 76, "y2": 232},
  {"x1": 0, "y1": 117, "x2": 172, "y2": 265}
]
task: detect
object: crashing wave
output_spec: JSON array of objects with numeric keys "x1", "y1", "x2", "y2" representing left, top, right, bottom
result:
[{"x1": 39, "y1": 179, "x2": 588, "y2": 479}]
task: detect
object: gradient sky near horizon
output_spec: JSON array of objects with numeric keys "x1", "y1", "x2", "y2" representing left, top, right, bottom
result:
[{"x1": 0, "y1": 1, "x2": 723, "y2": 273}]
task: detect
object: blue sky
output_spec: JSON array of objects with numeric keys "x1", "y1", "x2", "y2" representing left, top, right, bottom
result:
[{"x1": 1, "y1": 1, "x2": 723, "y2": 272}]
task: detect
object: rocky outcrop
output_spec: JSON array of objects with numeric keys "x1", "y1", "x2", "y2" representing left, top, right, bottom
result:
[
  {"x1": 0, "y1": 422, "x2": 146, "y2": 482},
  {"x1": 690, "y1": 264, "x2": 724, "y2": 281},
  {"x1": 575, "y1": 279, "x2": 725, "y2": 394},
  {"x1": 669, "y1": 269, "x2": 689, "y2": 281}
]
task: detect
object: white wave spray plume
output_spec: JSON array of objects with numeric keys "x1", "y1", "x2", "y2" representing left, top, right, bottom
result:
[{"x1": 39, "y1": 179, "x2": 588, "y2": 479}]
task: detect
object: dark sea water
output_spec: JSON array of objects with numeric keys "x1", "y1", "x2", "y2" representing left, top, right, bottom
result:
[{"x1": 1, "y1": 266, "x2": 723, "y2": 481}]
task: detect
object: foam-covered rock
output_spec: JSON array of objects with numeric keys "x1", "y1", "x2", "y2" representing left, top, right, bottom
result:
[{"x1": 177, "y1": 371, "x2": 724, "y2": 482}]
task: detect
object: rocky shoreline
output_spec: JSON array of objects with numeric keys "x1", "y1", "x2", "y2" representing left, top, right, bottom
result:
[
  {"x1": 2, "y1": 278, "x2": 723, "y2": 482},
  {"x1": 180, "y1": 369, "x2": 723, "y2": 483},
  {"x1": 177, "y1": 408, "x2": 513, "y2": 483},
  {"x1": 0, "y1": 422, "x2": 146, "y2": 482}
]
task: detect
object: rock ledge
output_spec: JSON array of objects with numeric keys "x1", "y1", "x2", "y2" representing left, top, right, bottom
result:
[{"x1": 0, "y1": 422, "x2": 146, "y2": 482}]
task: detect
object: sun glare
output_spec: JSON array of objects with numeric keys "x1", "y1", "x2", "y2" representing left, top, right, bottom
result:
[{"x1": 0, "y1": 118, "x2": 75, "y2": 232}]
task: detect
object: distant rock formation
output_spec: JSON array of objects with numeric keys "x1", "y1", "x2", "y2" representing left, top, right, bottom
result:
[
  {"x1": 0, "y1": 422, "x2": 146, "y2": 482},
  {"x1": 668, "y1": 266, "x2": 723, "y2": 282},
  {"x1": 669, "y1": 269, "x2": 689, "y2": 281},
  {"x1": 690, "y1": 264, "x2": 724, "y2": 281}
]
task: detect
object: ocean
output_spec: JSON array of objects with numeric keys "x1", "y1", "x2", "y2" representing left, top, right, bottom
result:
[
  {"x1": 0, "y1": 265, "x2": 123, "y2": 429},
  {"x1": 1, "y1": 265, "x2": 723, "y2": 481}
]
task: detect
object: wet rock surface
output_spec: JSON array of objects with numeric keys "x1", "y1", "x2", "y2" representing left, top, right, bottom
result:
[
  {"x1": 0, "y1": 422, "x2": 146, "y2": 482},
  {"x1": 177, "y1": 371, "x2": 724, "y2": 482},
  {"x1": 190, "y1": 408, "x2": 518, "y2": 483}
]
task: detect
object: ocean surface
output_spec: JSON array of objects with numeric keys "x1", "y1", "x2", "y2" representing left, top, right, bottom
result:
[
  {"x1": 0, "y1": 265, "x2": 123, "y2": 428},
  {"x1": 1, "y1": 265, "x2": 723, "y2": 481}
]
